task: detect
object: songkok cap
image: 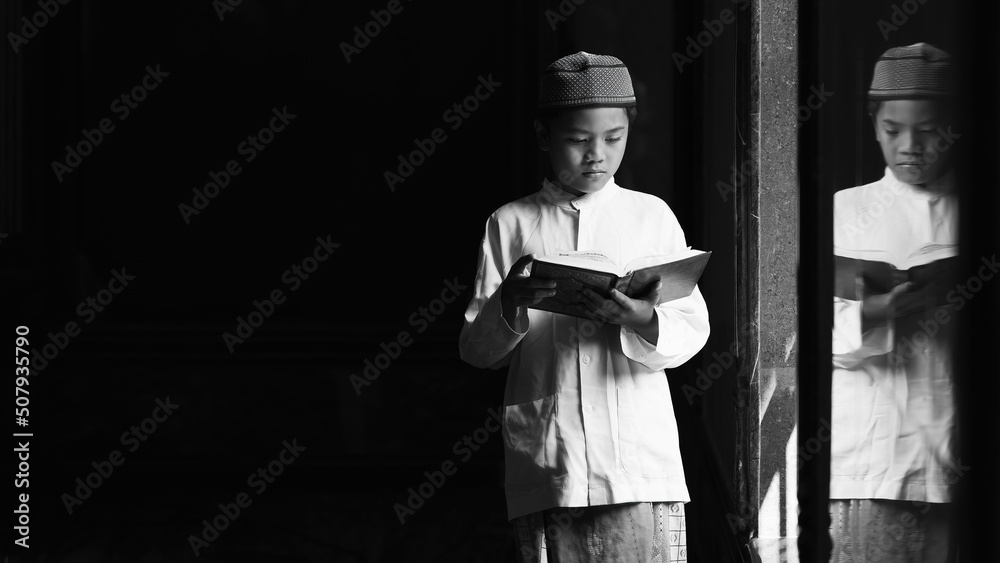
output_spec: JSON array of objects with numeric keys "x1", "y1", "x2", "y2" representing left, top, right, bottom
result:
[
  {"x1": 538, "y1": 51, "x2": 636, "y2": 110},
  {"x1": 868, "y1": 42, "x2": 953, "y2": 100}
]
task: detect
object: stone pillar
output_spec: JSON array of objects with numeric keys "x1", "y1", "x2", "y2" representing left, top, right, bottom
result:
[{"x1": 738, "y1": 0, "x2": 800, "y2": 560}]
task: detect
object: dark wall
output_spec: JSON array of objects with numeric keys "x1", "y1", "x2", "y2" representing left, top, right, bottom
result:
[{"x1": 5, "y1": 1, "x2": 744, "y2": 561}]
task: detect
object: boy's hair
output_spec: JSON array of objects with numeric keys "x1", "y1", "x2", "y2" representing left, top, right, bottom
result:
[{"x1": 536, "y1": 105, "x2": 639, "y2": 134}]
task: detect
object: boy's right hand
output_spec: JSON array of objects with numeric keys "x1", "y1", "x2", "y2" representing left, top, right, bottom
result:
[
  {"x1": 861, "y1": 281, "x2": 920, "y2": 329},
  {"x1": 501, "y1": 254, "x2": 557, "y2": 325}
]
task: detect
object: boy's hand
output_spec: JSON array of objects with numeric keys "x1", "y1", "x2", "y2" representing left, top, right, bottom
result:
[
  {"x1": 501, "y1": 254, "x2": 557, "y2": 325},
  {"x1": 578, "y1": 279, "x2": 662, "y2": 344},
  {"x1": 861, "y1": 281, "x2": 920, "y2": 328}
]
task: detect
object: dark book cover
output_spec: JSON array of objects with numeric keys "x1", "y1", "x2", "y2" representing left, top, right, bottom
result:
[
  {"x1": 833, "y1": 254, "x2": 960, "y2": 310},
  {"x1": 528, "y1": 251, "x2": 712, "y2": 319}
]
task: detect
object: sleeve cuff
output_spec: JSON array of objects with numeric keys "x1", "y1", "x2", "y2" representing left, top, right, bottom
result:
[
  {"x1": 490, "y1": 283, "x2": 529, "y2": 337},
  {"x1": 833, "y1": 298, "x2": 893, "y2": 367},
  {"x1": 620, "y1": 324, "x2": 653, "y2": 363},
  {"x1": 501, "y1": 306, "x2": 528, "y2": 335},
  {"x1": 619, "y1": 307, "x2": 695, "y2": 368}
]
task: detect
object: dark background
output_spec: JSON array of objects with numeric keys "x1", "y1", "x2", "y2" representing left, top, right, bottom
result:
[
  {"x1": 4, "y1": 0, "x2": 997, "y2": 561},
  {"x1": 5, "y1": 1, "x2": 742, "y2": 561}
]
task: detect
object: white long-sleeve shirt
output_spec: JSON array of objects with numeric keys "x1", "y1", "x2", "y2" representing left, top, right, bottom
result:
[
  {"x1": 459, "y1": 178, "x2": 710, "y2": 520},
  {"x1": 832, "y1": 168, "x2": 958, "y2": 503}
]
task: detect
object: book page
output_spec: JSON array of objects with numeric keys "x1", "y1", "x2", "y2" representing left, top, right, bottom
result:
[
  {"x1": 902, "y1": 243, "x2": 958, "y2": 269},
  {"x1": 533, "y1": 251, "x2": 623, "y2": 275},
  {"x1": 836, "y1": 244, "x2": 957, "y2": 270},
  {"x1": 623, "y1": 247, "x2": 699, "y2": 273}
]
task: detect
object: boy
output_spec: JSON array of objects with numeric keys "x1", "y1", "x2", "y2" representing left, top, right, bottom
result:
[
  {"x1": 459, "y1": 52, "x2": 709, "y2": 563},
  {"x1": 831, "y1": 43, "x2": 958, "y2": 562}
]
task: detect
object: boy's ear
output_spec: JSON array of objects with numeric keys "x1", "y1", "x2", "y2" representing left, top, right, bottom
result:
[{"x1": 534, "y1": 119, "x2": 550, "y2": 151}]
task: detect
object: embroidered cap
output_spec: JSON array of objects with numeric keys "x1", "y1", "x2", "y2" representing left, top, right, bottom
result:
[
  {"x1": 538, "y1": 51, "x2": 636, "y2": 110},
  {"x1": 869, "y1": 42, "x2": 953, "y2": 100}
]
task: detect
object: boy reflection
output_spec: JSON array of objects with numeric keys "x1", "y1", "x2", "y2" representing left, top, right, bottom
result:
[{"x1": 831, "y1": 43, "x2": 959, "y2": 562}]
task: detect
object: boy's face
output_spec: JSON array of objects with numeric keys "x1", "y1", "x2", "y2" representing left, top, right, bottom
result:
[
  {"x1": 873, "y1": 99, "x2": 952, "y2": 187},
  {"x1": 535, "y1": 107, "x2": 629, "y2": 196}
]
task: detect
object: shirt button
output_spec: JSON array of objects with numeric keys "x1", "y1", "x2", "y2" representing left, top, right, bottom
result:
[
  {"x1": 582, "y1": 355, "x2": 591, "y2": 365},
  {"x1": 583, "y1": 405, "x2": 593, "y2": 415}
]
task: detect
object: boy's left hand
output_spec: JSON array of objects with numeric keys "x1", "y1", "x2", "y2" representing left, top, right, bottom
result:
[{"x1": 578, "y1": 279, "x2": 662, "y2": 334}]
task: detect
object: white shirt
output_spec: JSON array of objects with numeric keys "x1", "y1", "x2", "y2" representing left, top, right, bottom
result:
[
  {"x1": 459, "y1": 178, "x2": 710, "y2": 520},
  {"x1": 832, "y1": 168, "x2": 958, "y2": 503}
]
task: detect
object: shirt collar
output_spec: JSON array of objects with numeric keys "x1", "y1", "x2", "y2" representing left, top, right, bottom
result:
[
  {"x1": 883, "y1": 166, "x2": 956, "y2": 200},
  {"x1": 540, "y1": 177, "x2": 622, "y2": 210}
]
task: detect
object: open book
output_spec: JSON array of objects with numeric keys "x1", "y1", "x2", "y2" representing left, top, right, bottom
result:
[
  {"x1": 833, "y1": 243, "x2": 958, "y2": 307},
  {"x1": 527, "y1": 248, "x2": 711, "y2": 318}
]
